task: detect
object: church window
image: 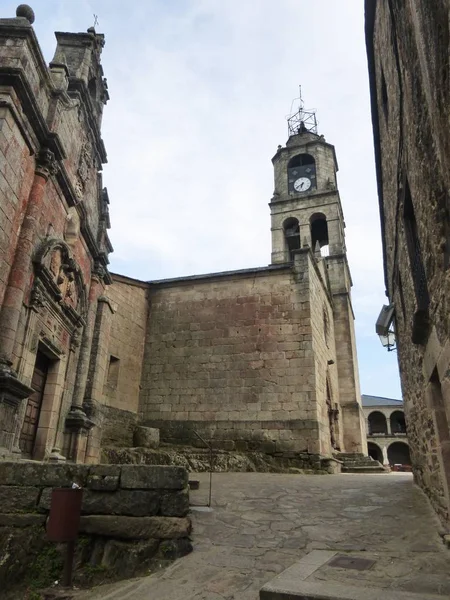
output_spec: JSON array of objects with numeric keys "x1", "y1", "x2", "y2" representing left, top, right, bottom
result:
[
  {"x1": 105, "y1": 355, "x2": 120, "y2": 391},
  {"x1": 310, "y1": 213, "x2": 329, "y2": 257},
  {"x1": 283, "y1": 217, "x2": 300, "y2": 261}
]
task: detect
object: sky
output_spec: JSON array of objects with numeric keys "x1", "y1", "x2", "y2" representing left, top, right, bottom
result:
[{"x1": 4, "y1": 0, "x2": 402, "y2": 399}]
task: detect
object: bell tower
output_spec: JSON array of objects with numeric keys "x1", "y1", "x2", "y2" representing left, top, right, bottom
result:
[
  {"x1": 270, "y1": 96, "x2": 345, "y2": 264},
  {"x1": 269, "y1": 93, "x2": 367, "y2": 454}
]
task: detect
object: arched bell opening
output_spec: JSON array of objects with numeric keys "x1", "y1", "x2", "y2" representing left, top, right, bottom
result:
[
  {"x1": 310, "y1": 213, "x2": 329, "y2": 257},
  {"x1": 283, "y1": 217, "x2": 300, "y2": 261}
]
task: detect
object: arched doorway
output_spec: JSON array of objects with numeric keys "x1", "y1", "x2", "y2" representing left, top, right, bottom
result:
[
  {"x1": 367, "y1": 442, "x2": 383, "y2": 463},
  {"x1": 388, "y1": 442, "x2": 411, "y2": 466},
  {"x1": 368, "y1": 411, "x2": 388, "y2": 435},
  {"x1": 390, "y1": 410, "x2": 406, "y2": 434}
]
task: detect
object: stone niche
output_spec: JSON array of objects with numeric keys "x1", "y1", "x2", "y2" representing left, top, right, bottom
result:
[{"x1": 0, "y1": 462, "x2": 192, "y2": 595}]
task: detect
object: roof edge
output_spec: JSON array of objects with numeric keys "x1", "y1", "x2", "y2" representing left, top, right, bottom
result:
[{"x1": 365, "y1": 0, "x2": 389, "y2": 294}]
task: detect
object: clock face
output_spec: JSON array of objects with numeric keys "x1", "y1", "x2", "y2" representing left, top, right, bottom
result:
[{"x1": 293, "y1": 177, "x2": 312, "y2": 192}]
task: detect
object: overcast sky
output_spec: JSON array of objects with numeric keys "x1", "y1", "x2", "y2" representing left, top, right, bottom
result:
[{"x1": 5, "y1": 0, "x2": 402, "y2": 399}]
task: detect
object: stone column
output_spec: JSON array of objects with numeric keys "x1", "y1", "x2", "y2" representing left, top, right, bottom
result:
[
  {"x1": 65, "y1": 267, "x2": 105, "y2": 462},
  {"x1": 386, "y1": 414, "x2": 392, "y2": 435},
  {"x1": 0, "y1": 149, "x2": 58, "y2": 457},
  {"x1": 0, "y1": 148, "x2": 58, "y2": 366},
  {"x1": 382, "y1": 445, "x2": 389, "y2": 466},
  {"x1": 84, "y1": 296, "x2": 115, "y2": 463},
  {"x1": 48, "y1": 327, "x2": 83, "y2": 461}
]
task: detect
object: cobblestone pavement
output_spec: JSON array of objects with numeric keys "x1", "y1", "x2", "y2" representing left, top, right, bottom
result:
[{"x1": 79, "y1": 472, "x2": 450, "y2": 599}]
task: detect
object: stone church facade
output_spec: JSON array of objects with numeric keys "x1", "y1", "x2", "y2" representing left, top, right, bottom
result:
[
  {"x1": 366, "y1": 0, "x2": 450, "y2": 522},
  {"x1": 0, "y1": 6, "x2": 366, "y2": 466}
]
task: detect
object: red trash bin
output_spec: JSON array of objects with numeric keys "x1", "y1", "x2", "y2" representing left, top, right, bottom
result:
[{"x1": 47, "y1": 488, "x2": 83, "y2": 543}]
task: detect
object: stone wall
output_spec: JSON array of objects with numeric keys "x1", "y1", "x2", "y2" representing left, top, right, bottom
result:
[
  {"x1": 140, "y1": 261, "x2": 331, "y2": 457},
  {"x1": 101, "y1": 405, "x2": 139, "y2": 448},
  {"x1": 0, "y1": 462, "x2": 191, "y2": 594},
  {"x1": 0, "y1": 103, "x2": 35, "y2": 309},
  {"x1": 308, "y1": 257, "x2": 342, "y2": 455},
  {"x1": 104, "y1": 276, "x2": 149, "y2": 415},
  {"x1": 367, "y1": 0, "x2": 450, "y2": 522},
  {"x1": 134, "y1": 250, "x2": 360, "y2": 460}
]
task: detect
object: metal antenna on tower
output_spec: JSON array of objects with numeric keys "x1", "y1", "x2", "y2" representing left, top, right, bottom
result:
[{"x1": 286, "y1": 86, "x2": 318, "y2": 136}]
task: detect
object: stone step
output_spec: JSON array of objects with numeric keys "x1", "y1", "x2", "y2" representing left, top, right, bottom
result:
[
  {"x1": 342, "y1": 460, "x2": 380, "y2": 466},
  {"x1": 335, "y1": 453, "x2": 366, "y2": 459},
  {"x1": 342, "y1": 465, "x2": 386, "y2": 473}
]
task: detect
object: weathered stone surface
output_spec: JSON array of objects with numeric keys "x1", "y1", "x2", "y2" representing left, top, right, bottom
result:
[
  {"x1": 158, "y1": 538, "x2": 193, "y2": 560},
  {"x1": 160, "y1": 489, "x2": 189, "y2": 517},
  {"x1": 0, "y1": 462, "x2": 89, "y2": 487},
  {"x1": 120, "y1": 465, "x2": 187, "y2": 490},
  {"x1": 101, "y1": 538, "x2": 159, "y2": 572},
  {"x1": 0, "y1": 513, "x2": 46, "y2": 527},
  {"x1": 39, "y1": 488, "x2": 161, "y2": 517},
  {"x1": 79, "y1": 515, "x2": 191, "y2": 540},
  {"x1": 366, "y1": 2, "x2": 450, "y2": 523},
  {"x1": 133, "y1": 426, "x2": 160, "y2": 449},
  {"x1": 101, "y1": 406, "x2": 140, "y2": 449},
  {"x1": 0, "y1": 485, "x2": 39, "y2": 512},
  {"x1": 102, "y1": 446, "x2": 330, "y2": 474},
  {"x1": 87, "y1": 465, "x2": 121, "y2": 491}
]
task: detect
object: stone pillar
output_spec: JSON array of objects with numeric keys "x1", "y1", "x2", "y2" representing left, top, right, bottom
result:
[
  {"x1": 48, "y1": 327, "x2": 83, "y2": 462},
  {"x1": 382, "y1": 445, "x2": 389, "y2": 466},
  {"x1": 0, "y1": 149, "x2": 58, "y2": 456},
  {"x1": 330, "y1": 290, "x2": 366, "y2": 454},
  {"x1": 386, "y1": 414, "x2": 392, "y2": 435},
  {"x1": 65, "y1": 268, "x2": 104, "y2": 462},
  {"x1": 0, "y1": 149, "x2": 58, "y2": 365},
  {"x1": 84, "y1": 295, "x2": 115, "y2": 464}
]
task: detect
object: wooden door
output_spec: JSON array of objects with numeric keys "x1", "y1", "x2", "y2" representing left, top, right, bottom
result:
[{"x1": 19, "y1": 351, "x2": 50, "y2": 457}]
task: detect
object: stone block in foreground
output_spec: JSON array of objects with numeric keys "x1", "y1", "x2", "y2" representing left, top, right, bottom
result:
[
  {"x1": 133, "y1": 426, "x2": 160, "y2": 449},
  {"x1": 79, "y1": 515, "x2": 192, "y2": 539},
  {"x1": 120, "y1": 465, "x2": 187, "y2": 490}
]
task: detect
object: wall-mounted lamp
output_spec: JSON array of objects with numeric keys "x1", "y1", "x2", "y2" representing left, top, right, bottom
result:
[{"x1": 376, "y1": 303, "x2": 396, "y2": 352}]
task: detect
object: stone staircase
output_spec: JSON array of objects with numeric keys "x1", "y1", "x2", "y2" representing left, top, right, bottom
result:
[{"x1": 336, "y1": 452, "x2": 386, "y2": 473}]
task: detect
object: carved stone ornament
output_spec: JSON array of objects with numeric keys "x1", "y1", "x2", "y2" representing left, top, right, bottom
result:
[
  {"x1": 70, "y1": 328, "x2": 82, "y2": 352},
  {"x1": 75, "y1": 141, "x2": 92, "y2": 199},
  {"x1": 92, "y1": 261, "x2": 106, "y2": 281},
  {"x1": 32, "y1": 238, "x2": 87, "y2": 324},
  {"x1": 29, "y1": 286, "x2": 46, "y2": 311},
  {"x1": 35, "y1": 147, "x2": 59, "y2": 180}
]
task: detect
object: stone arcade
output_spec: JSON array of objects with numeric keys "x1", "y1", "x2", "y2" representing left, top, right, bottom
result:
[{"x1": 0, "y1": 6, "x2": 366, "y2": 467}]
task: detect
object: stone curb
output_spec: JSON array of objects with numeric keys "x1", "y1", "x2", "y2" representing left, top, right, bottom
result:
[{"x1": 260, "y1": 550, "x2": 447, "y2": 600}]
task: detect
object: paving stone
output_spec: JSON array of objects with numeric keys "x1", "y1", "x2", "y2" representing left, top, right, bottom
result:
[{"x1": 75, "y1": 473, "x2": 450, "y2": 600}]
